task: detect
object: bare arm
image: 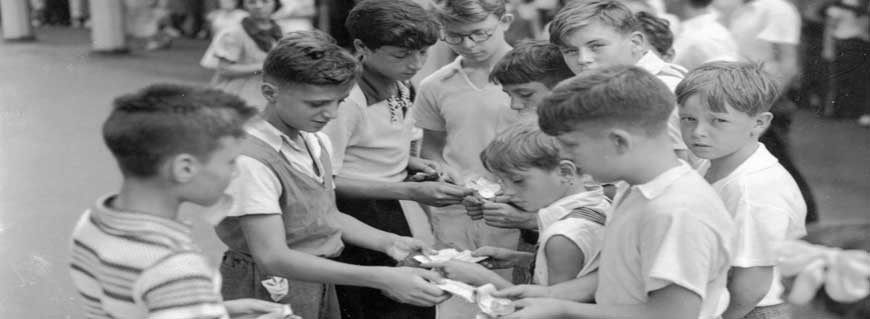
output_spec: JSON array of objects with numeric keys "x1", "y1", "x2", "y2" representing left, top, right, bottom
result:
[
  {"x1": 544, "y1": 235, "x2": 586, "y2": 286},
  {"x1": 420, "y1": 129, "x2": 448, "y2": 164},
  {"x1": 505, "y1": 284, "x2": 702, "y2": 319},
  {"x1": 216, "y1": 58, "x2": 263, "y2": 79},
  {"x1": 722, "y1": 266, "x2": 774, "y2": 319},
  {"x1": 333, "y1": 177, "x2": 471, "y2": 207}
]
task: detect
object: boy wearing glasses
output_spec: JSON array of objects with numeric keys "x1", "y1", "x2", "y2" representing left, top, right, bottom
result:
[{"x1": 411, "y1": 0, "x2": 520, "y2": 317}]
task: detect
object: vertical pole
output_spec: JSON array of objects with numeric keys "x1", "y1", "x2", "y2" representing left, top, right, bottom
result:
[
  {"x1": 1, "y1": 0, "x2": 36, "y2": 41},
  {"x1": 89, "y1": 0, "x2": 128, "y2": 53}
]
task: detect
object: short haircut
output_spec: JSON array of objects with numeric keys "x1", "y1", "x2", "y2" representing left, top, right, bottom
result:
[
  {"x1": 549, "y1": 0, "x2": 639, "y2": 47},
  {"x1": 102, "y1": 84, "x2": 257, "y2": 178},
  {"x1": 538, "y1": 65, "x2": 675, "y2": 136},
  {"x1": 635, "y1": 11, "x2": 673, "y2": 57},
  {"x1": 675, "y1": 61, "x2": 781, "y2": 116},
  {"x1": 346, "y1": 0, "x2": 440, "y2": 51},
  {"x1": 490, "y1": 40, "x2": 575, "y2": 88},
  {"x1": 436, "y1": 0, "x2": 507, "y2": 26},
  {"x1": 263, "y1": 30, "x2": 361, "y2": 86},
  {"x1": 481, "y1": 123, "x2": 562, "y2": 175}
]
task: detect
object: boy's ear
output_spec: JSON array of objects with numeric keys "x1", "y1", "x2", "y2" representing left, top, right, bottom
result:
[
  {"x1": 169, "y1": 153, "x2": 199, "y2": 184},
  {"x1": 629, "y1": 31, "x2": 646, "y2": 57},
  {"x1": 499, "y1": 13, "x2": 515, "y2": 27},
  {"x1": 609, "y1": 128, "x2": 633, "y2": 154},
  {"x1": 261, "y1": 82, "x2": 277, "y2": 104},
  {"x1": 352, "y1": 39, "x2": 368, "y2": 57},
  {"x1": 557, "y1": 160, "x2": 578, "y2": 179},
  {"x1": 753, "y1": 112, "x2": 774, "y2": 137}
]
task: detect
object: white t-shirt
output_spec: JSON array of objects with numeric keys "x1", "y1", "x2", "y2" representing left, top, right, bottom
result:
[
  {"x1": 322, "y1": 83, "x2": 414, "y2": 183},
  {"x1": 225, "y1": 119, "x2": 334, "y2": 217},
  {"x1": 533, "y1": 188, "x2": 611, "y2": 285},
  {"x1": 412, "y1": 56, "x2": 519, "y2": 182},
  {"x1": 596, "y1": 162, "x2": 734, "y2": 319},
  {"x1": 728, "y1": 0, "x2": 801, "y2": 63},
  {"x1": 698, "y1": 143, "x2": 807, "y2": 306},
  {"x1": 674, "y1": 11, "x2": 739, "y2": 70}
]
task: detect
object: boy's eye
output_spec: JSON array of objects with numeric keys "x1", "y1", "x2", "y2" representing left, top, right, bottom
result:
[
  {"x1": 680, "y1": 116, "x2": 697, "y2": 122},
  {"x1": 714, "y1": 118, "x2": 728, "y2": 124},
  {"x1": 518, "y1": 93, "x2": 533, "y2": 98},
  {"x1": 561, "y1": 48, "x2": 578, "y2": 55}
]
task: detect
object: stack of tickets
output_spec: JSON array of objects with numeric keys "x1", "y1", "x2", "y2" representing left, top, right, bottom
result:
[
  {"x1": 465, "y1": 176, "x2": 501, "y2": 199},
  {"x1": 413, "y1": 248, "x2": 489, "y2": 264},
  {"x1": 436, "y1": 280, "x2": 516, "y2": 318}
]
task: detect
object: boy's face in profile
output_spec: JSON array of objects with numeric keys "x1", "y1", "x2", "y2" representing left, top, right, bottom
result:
[
  {"x1": 678, "y1": 95, "x2": 767, "y2": 162},
  {"x1": 360, "y1": 44, "x2": 430, "y2": 82},
  {"x1": 442, "y1": 14, "x2": 512, "y2": 63},
  {"x1": 555, "y1": 126, "x2": 621, "y2": 183},
  {"x1": 268, "y1": 81, "x2": 353, "y2": 132},
  {"x1": 502, "y1": 81, "x2": 551, "y2": 115},
  {"x1": 559, "y1": 21, "x2": 643, "y2": 74},
  {"x1": 185, "y1": 136, "x2": 244, "y2": 207},
  {"x1": 494, "y1": 167, "x2": 566, "y2": 212}
]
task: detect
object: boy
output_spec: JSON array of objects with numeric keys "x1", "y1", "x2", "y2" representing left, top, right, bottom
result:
[
  {"x1": 548, "y1": 0, "x2": 691, "y2": 161},
  {"x1": 667, "y1": 0, "x2": 738, "y2": 70},
  {"x1": 411, "y1": 0, "x2": 520, "y2": 316},
  {"x1": 69, "y1": 84, "x2": 289, "y2": 318},
  {"x1": 320, "y1": 1, "x2": 471, "y2": 318},
  {"x1": 430, "y1": 124, "x2": 609, "y2": 292},
  {"x1": 676, "y1": 62, "x2": 807, "y2": 319},
  {"x1": 489, "y1": 40, "x2": 575, "y2": 122},
  {"x1": 215, "y1": 30, "x2": 448, "y2": 319},
  {"x1": 636, "y1": 11, "x2": 676, "y2": 63},
  {"x1": 502, "y1": 65, "x2": 734, "y2": 319}
]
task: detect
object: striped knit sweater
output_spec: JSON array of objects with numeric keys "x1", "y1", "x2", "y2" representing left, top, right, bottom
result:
[{"x1": 69, "y1": 195, "x2": 228, "y2": 319}]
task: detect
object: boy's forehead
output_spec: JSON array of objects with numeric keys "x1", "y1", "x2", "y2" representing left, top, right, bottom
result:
[
  {"x1": 281, "y1": 82, "x2": 354, "y2": 99},
  {"x1": 503, "y1": 82, "x2": 550, "y2": 92},
  {"x1": 562, "y1": 21, "x2": 625, "y2": 44},
  {"x1": 441, "y1": 15, "x2": 501, "y2": 33}
]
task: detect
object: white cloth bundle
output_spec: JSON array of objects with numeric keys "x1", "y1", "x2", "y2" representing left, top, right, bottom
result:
[{"x1": 776, "y1": 240, "x2": 870, "y2": 304}]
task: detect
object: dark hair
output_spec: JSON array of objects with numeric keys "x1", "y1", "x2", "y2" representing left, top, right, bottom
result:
[
  {"x1": 549, "y1": 0, "x2": 639, "y2": 47},
  {"x1": 346, "y1": 0, "x2": 440, "y2": 51},
  {"x1": 676, "y1": 61, "x2": 781, "y2": 116},
  {"x1": 490, "y1": 40, "x2": 575, "y2": 88},
  {"x1": 102, "y1": 84, "x2": 257, "y2": 178},
  {"x1": 538, "y1": 65, "x2": 675, "y2": 136},
  {"x1": 436, "y1": 0, "x2": 507, "y2": 25},
  {"x1": 481, "y1": 122, "x2": 562, "y2": 175},
  {"x1": 263, "y1": 30, "x2": 361, "y2": 86},
  {"x1": 635, "y1": 11, "x2": 673, "y2": 58},
  {"x1": 688, "y1": 0, "x2": 714, "y2": 8}
]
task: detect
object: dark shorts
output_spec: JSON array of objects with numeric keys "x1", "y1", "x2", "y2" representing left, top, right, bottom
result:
[{"x1": 743, "y1": 303, "x2": 791, "y2": 319}]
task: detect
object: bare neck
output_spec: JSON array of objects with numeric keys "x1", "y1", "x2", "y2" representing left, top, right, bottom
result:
[
  {"x1": 113, "y1": 179, "x2": 181, "y2": 220},
  {"x1": 622, "y1": 136, "x2": 682, "y2": 185}
]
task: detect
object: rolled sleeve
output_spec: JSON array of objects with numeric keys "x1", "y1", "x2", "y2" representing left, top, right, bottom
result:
[
  {"x1": 732, "y1": 201, "x2": 791, "y2": 267},
  {"x1": 225, "y1": 155, "x2": 282, "y2": 217},
  {"x1": 640, "y1": 211, "x2": 722, "y2": 299},
  {"x1": 322, "y1": 99, "x2": 363, "y2": 176}
]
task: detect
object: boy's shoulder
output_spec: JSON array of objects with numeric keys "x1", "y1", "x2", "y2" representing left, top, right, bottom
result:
[
  {"x1": 715, "y1": 145, "x2": 802, "y2": 206},
  {"x1": 638, "y1": 164, "x2": 731, "y2": 223},
  {"x1": 419, "y1": 57, "x2": 464, "y2": 90}
]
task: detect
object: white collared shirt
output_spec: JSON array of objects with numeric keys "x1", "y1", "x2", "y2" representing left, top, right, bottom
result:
[
  {"x1": 596, "y1": 162, "x2": 734, "y2": 319},
  {"x1": 674, "y1": 11, "x2": 739, "y2": 70},
  {"x1": 698, "y1": 143, "x2": 807, "y2": 306},
  {"x1": 225, "y1": 119, "x2": 334, "y2": 217}
]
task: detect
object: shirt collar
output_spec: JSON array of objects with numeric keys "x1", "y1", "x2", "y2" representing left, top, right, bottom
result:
[
  {"x1": 91, "y1": 194, "x2": 194, "y2": 247},
  {"x1": 633, "y1": 161, "x2": 694, "y2": 199},
  {"x1": 716, "y1": 143, "x2": 780, "y2": 183},
  {"x1": 245, "y1": 117, "x2": 307, "y2": 152},
  {"x1": 636, "y1": 50, "x2": 667, "y2": 75},
  {"x1": 439, "y1": 56, "x2": 465, "y2": 82}
]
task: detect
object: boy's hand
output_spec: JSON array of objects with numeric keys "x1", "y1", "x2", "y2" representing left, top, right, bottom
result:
[
  {"x1": 482, "y1": 202, "x2": 537, "y2": 230},
  {"x1": 383, "y1": 235, "x2": 435, "y2": 261},
  {"x1": 462, "y1": 195, "x2": 485, "y2": 220},
  {"x1": 422, "y1": 260, "x2": 491, "y2": 286},
  {"x1": 407, "y1": 157, "x2": 458, "y2": 184},
  {"x1": 501, "y1": 298, "x2": 569, "y2": 319},
  {"x1": 224, "y1": 298, "x2": 297, "y2": 319},
  {"x1": 472, "y1": 246, "x2": 532, "y2": 269},
  {"x1": 380, "y1": 267, "x2": 450, "y2": 306},
  {"x1": 408, "y1": 182, "x2": 473, "y2": 207},
  {"x1": 493, "y1": 284, "x2": 553, "y2": 299}
]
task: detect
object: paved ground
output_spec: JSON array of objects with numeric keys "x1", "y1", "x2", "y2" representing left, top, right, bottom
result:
[{"x1": 1, "y1": 26, "x2": 867, "y2": 318}]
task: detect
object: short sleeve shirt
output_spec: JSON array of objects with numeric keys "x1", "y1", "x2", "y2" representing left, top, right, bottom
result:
[
  {"x1": 699, "y1": 143, "x2": 807, "y2": 306},
  {"x1": 636, "y1": 52, "x2": 689, "y2": 153},
  {"x1": 322, "y1": 83, "x2": 414, "y2": 183},
  {"x1": 674, "y1": 11, "x2": 739, "y2": 70},
  {"x1": 596, "y1": 162, "x2": 734, "y2": 319},
  {"x1": 729, "y1": 0, "x2": 802, "y2": 63},
  {"x1": 412, "y1": 57, "x2": 519, "y2": 180}
]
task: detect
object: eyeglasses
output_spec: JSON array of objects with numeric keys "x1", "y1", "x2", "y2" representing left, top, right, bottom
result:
[{"x1": 440, "y1": 27, "x2": 497, "y2": 45}]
